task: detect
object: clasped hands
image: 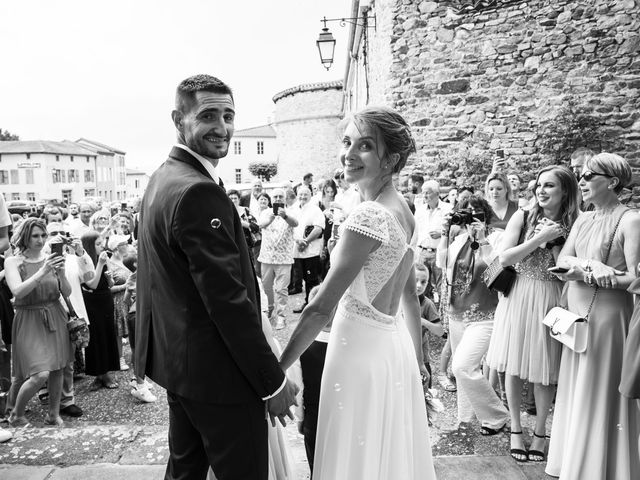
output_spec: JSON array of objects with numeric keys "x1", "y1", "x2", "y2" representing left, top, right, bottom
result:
[
  {"x1": 552, "y1": 260, "x2": 623, "y2": 289},
  {"x1": 266, "y1": 377, "x2": 299, "y2": 427}
]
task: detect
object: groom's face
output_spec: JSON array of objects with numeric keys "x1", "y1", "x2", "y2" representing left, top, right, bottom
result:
[{"x1": 175, "y1": 91, "x2": 235, "y2": 161}]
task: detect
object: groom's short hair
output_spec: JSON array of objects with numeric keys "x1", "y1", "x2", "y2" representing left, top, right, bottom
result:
[{"x1": 175, "y1": 74, "x2": 234, "y2": 113}]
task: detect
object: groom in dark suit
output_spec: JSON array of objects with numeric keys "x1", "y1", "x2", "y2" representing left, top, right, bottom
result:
[{"x1": 136, "y1": 74, "x2": 298, "y2": 480}]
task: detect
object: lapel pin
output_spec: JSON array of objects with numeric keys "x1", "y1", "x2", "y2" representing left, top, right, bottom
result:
[{"x1": 210, "y1": 218, "x2": 222, "y2": 229}]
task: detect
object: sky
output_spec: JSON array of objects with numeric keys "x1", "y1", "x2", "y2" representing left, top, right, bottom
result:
[{"x1": 0, "y1": 0, "x2": 350, "y2": 174}]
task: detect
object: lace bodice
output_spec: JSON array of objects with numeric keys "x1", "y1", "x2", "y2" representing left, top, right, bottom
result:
[
  {"x1": 515, "y1": 246, "x2": 560, "y2": 282},
  {"x1": 336, "y1": 201, "x2": 414, "y2": 324}
]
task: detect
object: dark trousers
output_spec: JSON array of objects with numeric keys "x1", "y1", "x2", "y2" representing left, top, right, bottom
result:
[
  {"x1": 295, "y1": 256, "x2": 321, "y2": 304},
  {"x1": 300, "y1": 340, "x2": 328, "y2": 475},
  {"x1": 289, "y1": 261, "x2": 303, "y2": 292},
  {"x1": 165, "y1": 391, "x2": 267, "y2": 480}
]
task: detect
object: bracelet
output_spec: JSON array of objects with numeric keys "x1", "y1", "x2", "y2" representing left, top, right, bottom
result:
[{"x1": 586, "y1": 271, "x2": 595, "y2": 287}]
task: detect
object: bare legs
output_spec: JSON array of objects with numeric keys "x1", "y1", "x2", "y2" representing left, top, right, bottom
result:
[
  {"x1": 9, "y1": 369, "x2": 64, "y2": 426},
  {"x1": 505, "y1": 374, "x2": 555, "y2": 461}
]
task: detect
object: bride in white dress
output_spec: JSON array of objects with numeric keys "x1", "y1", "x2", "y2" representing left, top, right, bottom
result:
[{"x1": 280, "y1": 106, "x2": 437, "y2": 480}]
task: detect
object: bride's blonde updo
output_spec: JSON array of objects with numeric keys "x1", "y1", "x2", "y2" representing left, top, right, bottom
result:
[{"x1": 341, "y1": 106, "x2": 417, "y2": 173}]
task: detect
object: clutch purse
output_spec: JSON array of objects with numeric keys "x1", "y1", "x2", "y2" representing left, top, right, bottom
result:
[
  {"x1": 482, "y1": 259, "x2": 516, "y2": 297},
  {"x1": 67, "y1": 315, "x2": 90, "y2": 349},
  {"x1": 542, "y1": 307, "x2": 588, "y2": 353}
]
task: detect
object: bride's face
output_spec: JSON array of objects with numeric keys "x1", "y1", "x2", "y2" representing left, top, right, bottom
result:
[{"x1": 340, "y1": 121, "x2": 386, "y2": 184}]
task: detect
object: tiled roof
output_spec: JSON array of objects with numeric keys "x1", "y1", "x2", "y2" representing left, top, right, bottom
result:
[
  {"x1": 126, "y1": 168, "x2": 147, "y2": 175},
  {"x1": 273, "y1": 80, "x2": 343, "y2": 102},
  {"x1": 76, "y1": 138, "x2": 126, "y2": 155},
  {"x1": 234, "y1": 125, "x2": 276, "y2": 138},
  {"x1": 0, "y1": 140, "x2": 98, "y2": 156}
]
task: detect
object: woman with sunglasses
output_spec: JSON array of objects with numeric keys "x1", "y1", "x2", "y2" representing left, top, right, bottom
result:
[
  {"x1": 486, "y1": 165, "x2": 579, "y2": 463},
  {"x1": 546, "y1": 153, "x2": 640, "y2": 480},
  {"x1": 436, "y1": 195, "x2": 510, "y2": 435}
]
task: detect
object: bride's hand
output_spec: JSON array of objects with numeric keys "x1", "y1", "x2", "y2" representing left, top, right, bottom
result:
[{"x1": 419, "y1": 363, "x2": 430, "y2": 387}]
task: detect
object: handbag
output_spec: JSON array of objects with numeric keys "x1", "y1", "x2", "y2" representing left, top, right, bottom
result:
[
  {"x1": 482, "y1": 210, "x2": 529, "y2": 297},
  {"x1": 542, "y1": 209, "x2": 627, "y2": 353},
  {"x1": 58, "y1": 281, "x2": 90, "y2": 349}
]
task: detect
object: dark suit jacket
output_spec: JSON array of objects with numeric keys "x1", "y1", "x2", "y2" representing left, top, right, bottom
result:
[{"x1": 135, "y1": 146, "x2": 285, "y2": 403}]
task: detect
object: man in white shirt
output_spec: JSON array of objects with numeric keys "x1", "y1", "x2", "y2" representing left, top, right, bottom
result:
[
  {"x1": 67, "y1": 202, "x2": 94, "y2": 237},
  {"x1": 258, "y1": 188, "x2": 299, "y2": 330},
  {"x1": 415, "y1": 180, "x2": 452, "y2": 301},
  {"x1": 240, "y1": 179, "x2": 263, "y2": 218},
  {"x1": 292, "y1": 186, "x2": 325, "y2": 313}
]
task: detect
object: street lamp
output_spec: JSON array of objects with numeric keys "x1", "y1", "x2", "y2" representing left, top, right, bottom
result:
[
  {"x1": 316, "y1": 17, "x2": 336, "y2": 71},
  {"x1": 316, "y1": 14, "x2": 376, "y2": 71}
]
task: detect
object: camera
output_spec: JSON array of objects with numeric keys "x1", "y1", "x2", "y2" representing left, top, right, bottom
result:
[
  {"x1": 450, "y1": 209, "x2": 485, "y2": 226},
  {"x1": 272, "y1": 202, "x2": 284, "y2": 215}
]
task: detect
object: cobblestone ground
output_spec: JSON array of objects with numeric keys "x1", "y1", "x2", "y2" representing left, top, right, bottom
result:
[{"x1": 0, "y1": 292, "x2": 551, "y2": 479}]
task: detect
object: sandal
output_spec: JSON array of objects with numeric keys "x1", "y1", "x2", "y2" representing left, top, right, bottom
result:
[
  {"x1": 480, "y1": 423, "x2": 506, "y2": 436},
  {"x1": 509, "y1": 431, "x2": 528, "y2": 462},
  {"x1": 8, "y1": 415, "x2": 30, "y2": 428},
  {"x1": 528, "y1": 432, "x2": 546, "y2": 462},
  {"x1": 437, "y1": 374, "x2": 457, "y2": 392}
]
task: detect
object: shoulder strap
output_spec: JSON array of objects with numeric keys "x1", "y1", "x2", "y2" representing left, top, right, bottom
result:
[
  {"x1": 517, "y1": 209, "x2": 529, "y2": 244},
  {"x1": 57, "y1": 276, "x2": 78, "y2": 317},
  {"x1": 584, "y1": 208, "x2": 628, "y2": 320}
]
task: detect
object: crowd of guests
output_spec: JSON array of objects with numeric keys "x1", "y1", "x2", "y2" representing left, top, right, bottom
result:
[
  {"x1": 0, "y1": 198, "x2": 155, "y2": 443},
  {"x1": 0, "y1": 145, "x2": 638, "y2": 480},
  {"x1": 243, "y1": 147, "x2": 639, "y2": 480}
]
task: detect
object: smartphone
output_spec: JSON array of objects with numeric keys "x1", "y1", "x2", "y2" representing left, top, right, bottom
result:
[
  {"x1": 121, "y1": 202, "x2": 127, "y2": 211},
  {"x1": 51, "y1": 243, "x2": 64, "y2": 257},
  {"x1": 272, "y1": 202, "x2": 284, "y2": 215},
  {"x1": 473, "y1": 212, "x2": 486, "y2": 223},
  {"x1": 548, "y1": 266, "x2": 569, "y2": 274}
]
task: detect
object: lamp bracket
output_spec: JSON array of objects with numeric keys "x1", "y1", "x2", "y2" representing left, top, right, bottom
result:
[{"x1": 320, "y1": 15, "x2": 376, "y2": 30}]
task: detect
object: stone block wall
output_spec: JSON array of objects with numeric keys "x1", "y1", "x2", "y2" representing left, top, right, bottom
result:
[
  {"x1": 358, "y1": 0, "x2": 640, "y2": 192},
  {"x1": 272, "y1": 82, "x2": 344, "y2": 183}
]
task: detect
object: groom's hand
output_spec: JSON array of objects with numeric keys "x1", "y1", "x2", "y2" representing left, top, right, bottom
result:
[{"x1": 266, "y1": 377, "x2": 299, "y2": 427}]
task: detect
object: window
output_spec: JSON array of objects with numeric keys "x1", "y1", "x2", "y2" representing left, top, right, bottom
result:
[
  {"x1": 0, "y1": 170, "x2": 9, "y2": 184},
  {"x1": 11, "y1": 193, "x2": 20, "y2": 201},
  {"x1": 70, "y1": 156, "x2": 74, "y2": 162},
  {"x1": 134, "y1": 179, "x2": 140, "y2": 188},
  {"x1": 25, "y1": 169, "x2": 34, "y2": 184},
  {"x1": 84, "y1": 169, "x2": 95, "y2": 182},
  {"x1": 257, "y1": 141, "x2": 264, "y2": 154},
  {"x1": 27, "y1": 192, "x2": 35, "y2": 201},
  {"x1": 68, "y1": 169, "x2": 79, "y2": 182},
  {"x1": 52, "y1": 169, "x2": 63, "y2": 183},
  {"x1": 86, "y1": 156, "x2": 90, "y2": 163},
  {"x1": 234, "y1": 141, "x2": 241, "y2": 155},
  {"x1": 235, "y1": 168, "x2": 242, "y2": 184},
  {"x1": 84, "y1": 188, "x2": 95, "y2": 197},
  {"x1": 56, "y1": 155, "x2": 60, "y2": 162},
  {"x1": 120, "y1": 173, "x2": 126, "y2": 185},
  {"x1": 10, "y1": 170, "x2": 19, "y2": 184}
]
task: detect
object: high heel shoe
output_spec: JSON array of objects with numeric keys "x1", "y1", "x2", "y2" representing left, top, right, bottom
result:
[
  {"x1": 509, "y1": 431, "x2": 528, "y2": 462},
  {"x1": 528, "y1": 432, "x2": 547, "y2": 462}
]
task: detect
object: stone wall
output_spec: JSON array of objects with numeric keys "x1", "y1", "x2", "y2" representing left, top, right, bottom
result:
[
  {"x1": 349, "y1": 0, "x2": 640, "y2": 196},
  {"x1": 272, "y1": 81, "x2": 343, "y2": 183}
]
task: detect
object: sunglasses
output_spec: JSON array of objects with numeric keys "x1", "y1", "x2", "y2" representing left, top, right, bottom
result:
[
  {"x1": 579, "y1": 170, "x2": 612, "y2": 182},
  {"x1": 48, "y1": 231, "x2": 67, "y2": 236}
]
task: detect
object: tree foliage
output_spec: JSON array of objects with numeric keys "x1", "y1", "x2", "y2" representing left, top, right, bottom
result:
[
  {"x1": 538, "y1": 99, "x2": 614, "y2": 164},
  {"x1": 248, "y1": 161, "x2": 278, "y2": 182},
  {"x1": 0, "y1": 128, "x2": 20, "y2": 141}
]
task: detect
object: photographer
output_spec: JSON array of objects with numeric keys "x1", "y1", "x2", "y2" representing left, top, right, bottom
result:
[
  {"x1": 436, "y1": 195, "x2": 509, "y2": 436},
  {"x1": 257, "y1": 189, "x2": 298, "y2": 330}
]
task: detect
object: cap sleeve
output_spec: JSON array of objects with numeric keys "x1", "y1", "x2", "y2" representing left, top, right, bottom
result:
[{"x1": 341, "y1": 202, "x2": 389, "y2": 244}]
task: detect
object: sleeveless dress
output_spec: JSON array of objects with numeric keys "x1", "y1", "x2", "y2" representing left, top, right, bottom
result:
[
  {"x1": 546, "y1": 205, "x2": 640, "y2": 480},
  {"x1": 313, "y1": 201, "x2": 436, "y2": 480},
  {"x1": 12, "y1": 260, "x2": 72, "y2": 379},
  {"x1": 82, "y1": 271, "x2": 120, "y2": 376},
  {"x1": 486, "y1": 226, "x2": 563, "y2": 385},
  {"x1": 620, "y1": 277, "x2": 640, "y2": 399}
]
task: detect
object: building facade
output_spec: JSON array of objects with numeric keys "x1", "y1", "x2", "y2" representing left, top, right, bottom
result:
[
  {"x1": 0, "y1": 140, "x2": 98, "y2": 203},
  {"x1": 76, "y1": 138, "x2": 127, "y2": 201},
  {"x1": 126, "y1": 168, "x2": 150, "y2": 198},
  {"x1": 272, "y1": 81, "x2": 344, "y2": 182},
  {"x1": 217, "y1": 125, "x2": 277, "y2": 185}
]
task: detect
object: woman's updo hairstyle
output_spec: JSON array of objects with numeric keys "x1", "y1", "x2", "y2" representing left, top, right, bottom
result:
[
  {"x1": 342, "y1": 106, "x2": 416, "y2": 173},
  {"x1": 585, "y1": 152, "x2": 632, "y2": 194}
]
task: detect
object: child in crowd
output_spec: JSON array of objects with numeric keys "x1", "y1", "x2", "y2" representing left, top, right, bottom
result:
[
  {"x1": 122, "y1": 254, "x2": 156, "y2": 403},
  {"x1": 415, "y1": 263, "x2": 444, "y2": 388}
]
